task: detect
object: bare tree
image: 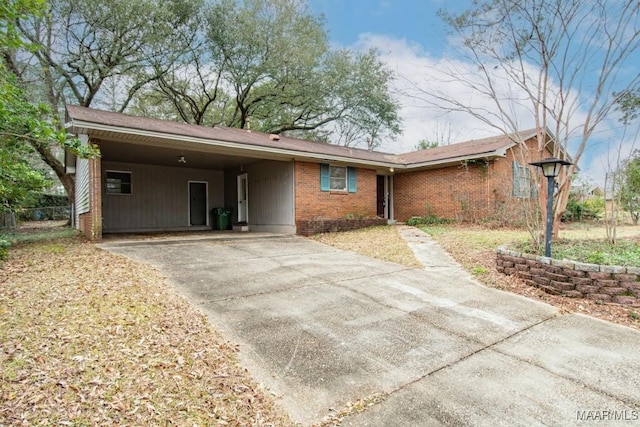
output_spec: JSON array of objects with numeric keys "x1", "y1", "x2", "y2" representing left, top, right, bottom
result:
[
  {"x1": 417, "y1": 0, "x2": 640, "y2": 241},
  {"x1": 601, "y1": 89, "x2": 640, "y2": 241},
  {"x1": 414, "y1": 120, "x2": 457, "y2": 150}
]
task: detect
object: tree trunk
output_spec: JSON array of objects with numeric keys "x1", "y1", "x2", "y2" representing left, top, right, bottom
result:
[
  {"x1": 551, "y1": 166, "x2": 574, "y2": 240},
  {"x1": 32, "y1": 142, "x2": 75, "y2": 203}
]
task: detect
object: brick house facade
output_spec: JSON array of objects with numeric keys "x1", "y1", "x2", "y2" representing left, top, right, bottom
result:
[
  {"x1": 65, "y1": 106, "x2": 556, "y2": 239},
  {"x1": 394, "y1": 138, "x2": 551, "y2": 223},
  {"x1": 294, "y1": 161, "x2": 377, "y2": 221},
  {"x1": 394, "y1": 162, "x2": 494, "y2": 222}
]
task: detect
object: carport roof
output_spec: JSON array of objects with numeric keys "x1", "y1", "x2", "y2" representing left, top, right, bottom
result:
[{"x1": 65, "y1": 105, "x2": 540, "y2": 170}]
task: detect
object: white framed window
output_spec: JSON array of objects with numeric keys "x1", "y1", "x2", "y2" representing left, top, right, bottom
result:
[
  {"x1": 320, "y1": 164, "x2": 357, "y2": 193},
  {"x1": 106, "y1": 170, "x2": 132, "y2": 195},
  {"x1": 330, "y1": 166, "x2": 347, "y2": 191}
]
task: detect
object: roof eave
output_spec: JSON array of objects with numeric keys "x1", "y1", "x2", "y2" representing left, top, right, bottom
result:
[
  {"x1": 66, "y1": 119, "x2": 398, "y2": 169},
  {"x1": 399, "y1": 148, "x2": 511, "y2": 171}
]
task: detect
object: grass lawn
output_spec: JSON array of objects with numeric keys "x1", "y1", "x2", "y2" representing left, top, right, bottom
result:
[
  {"x1": 0, "y1": 225, "x2": 294, "y2": 426},
  {"x1": 420, "y1": 222, "x2": 640, "y2": 266},
  {"x1": 311, "y1": 225, "x2": 422, "y2": 268}
]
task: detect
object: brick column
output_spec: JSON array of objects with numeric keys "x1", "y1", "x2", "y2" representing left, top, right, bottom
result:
[{"x1": 82, "y1": 157, "x2": 102, "y2": 240}]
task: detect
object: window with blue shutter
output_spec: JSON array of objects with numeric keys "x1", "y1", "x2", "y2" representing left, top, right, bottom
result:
[
  {"x1": 320, "y1": 164, "x2": 357, "y2": 192},
  {"x1": 330, "y1": 166, "x2": 347, "y2": 190}
]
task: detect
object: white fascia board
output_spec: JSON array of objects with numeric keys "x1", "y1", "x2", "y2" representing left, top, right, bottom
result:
[
  {"x1": 68, "y1": 120, "x2": 398, "y2": 169},
  {"x1": 404, "y1": 151, "x2": 508, "y2": 170},
  {"x1": 494, "y1": 142, "x2": 518, "y2": 157}
]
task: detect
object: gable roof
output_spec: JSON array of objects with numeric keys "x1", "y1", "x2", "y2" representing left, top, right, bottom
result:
[
  {"x1": 65, "y1": 106, "x2": 541, "y2": 171},
  {"x1": 398, "y1": 129, "x2": 539, "y2": 168}
]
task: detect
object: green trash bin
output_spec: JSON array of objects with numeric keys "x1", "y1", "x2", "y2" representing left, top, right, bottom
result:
[{"x1": 214, "y1": 207, "x2": 232, "y2": 230}]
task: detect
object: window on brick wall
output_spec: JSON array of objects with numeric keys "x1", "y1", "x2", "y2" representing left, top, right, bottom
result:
[
  {"x1": 512, "y1": 161, "x2": 536, "y2": 199},
  {"x1": 320, "y1": 164, "x2": 357, "y2": 192},
  {"x1": 106, "y1": 171, "x2": 132, "y2": 195}
]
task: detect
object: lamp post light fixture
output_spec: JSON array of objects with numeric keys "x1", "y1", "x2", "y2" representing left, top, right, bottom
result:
[{"x1": 529, "y1": 157, "x2": 572, "y2": 258}]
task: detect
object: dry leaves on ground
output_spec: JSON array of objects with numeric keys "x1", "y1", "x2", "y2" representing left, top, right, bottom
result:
[
  {"x1": 0, "y1": 240, "x2": 293, "y2": 426},
  {"x1": 312, "y1": 226, "x2": 422, "y2": 268}
]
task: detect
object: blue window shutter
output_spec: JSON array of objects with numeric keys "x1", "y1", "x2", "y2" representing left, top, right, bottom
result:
[
  {"x1": 320, "y1": 163, "x2": 330, "y2": 191},
  {"x1": 529, "y1": 169, "x2": 538, "y2": 199},
  {"x1": 347, "y1": 167, "x2": 357, "y2": 193}
]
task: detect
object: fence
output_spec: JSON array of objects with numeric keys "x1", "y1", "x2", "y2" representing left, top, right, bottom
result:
[
  {"x1": 18, "y1": 206, "x2": 71, "y2": 222},
  {"x1": 0, "y1": 212, "x2": 17, "y2": 229}
]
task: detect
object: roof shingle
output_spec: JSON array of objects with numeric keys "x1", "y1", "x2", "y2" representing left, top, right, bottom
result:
[{"x1": 66, "y1": 106, "x2": 540, "y2": 168}]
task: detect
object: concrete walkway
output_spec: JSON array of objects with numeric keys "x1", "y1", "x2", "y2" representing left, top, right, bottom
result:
[{"x1": 99, "y1": 228, "x2": 640, "y2": 426}]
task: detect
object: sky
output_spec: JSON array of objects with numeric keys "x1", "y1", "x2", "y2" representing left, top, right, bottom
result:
[{"x1": 306, "y1": 0, "x2": 640, "y2": 186}]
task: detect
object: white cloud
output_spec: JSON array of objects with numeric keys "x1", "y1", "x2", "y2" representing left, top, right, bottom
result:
[
  {"x1": 353, "y1": 33, "x2": 538, "y2": 153},
  {"x1": 352, "y1": 33, "x2": 632, "y2": 186}
]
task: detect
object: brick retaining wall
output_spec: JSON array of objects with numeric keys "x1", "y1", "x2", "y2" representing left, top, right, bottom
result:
[
  {"x1": 296, "y1": 218, "x2": 387, "y2": 236},
  {"x1": 496, "y1": 246, "x2": 640, "y2": 306}
]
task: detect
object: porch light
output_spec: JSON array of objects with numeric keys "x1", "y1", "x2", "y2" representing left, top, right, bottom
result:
[{"x1": 529, "y1": 157, "x2": 572, "y2": 257}]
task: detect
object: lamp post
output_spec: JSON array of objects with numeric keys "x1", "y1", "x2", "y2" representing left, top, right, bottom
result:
[{"x1": 529, "y1": 157, "x2": 572, "y2": 258}]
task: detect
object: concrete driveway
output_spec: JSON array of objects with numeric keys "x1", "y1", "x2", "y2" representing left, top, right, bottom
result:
[{"x1": 99, "y1": 230, "x2": 640, "y2": 426}]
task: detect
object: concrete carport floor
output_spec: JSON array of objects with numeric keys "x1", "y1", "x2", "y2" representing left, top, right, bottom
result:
[{"x1": 99, "y1": 228, "x2": 640, "y2": 426}]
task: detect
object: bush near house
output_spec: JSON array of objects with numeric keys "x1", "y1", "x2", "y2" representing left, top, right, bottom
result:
[
  {"x1": 563, "y1": 194, "x2": 605, "y2": 221},
  {"x1": 405, "y1": 215, "x2": 452, "y2": 226}
]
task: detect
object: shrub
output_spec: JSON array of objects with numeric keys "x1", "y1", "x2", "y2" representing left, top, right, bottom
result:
[
  {"x1": 563, "y1": 194, "x2": 604, "y2": 221},
  {"x1": 0, "y1": 238, "x2": 10, "y2": 261},
  {"x1": 406, "y1": 215, "x2": 451, "y2": 226}
]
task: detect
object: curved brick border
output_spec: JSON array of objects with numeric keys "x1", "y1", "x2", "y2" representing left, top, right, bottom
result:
[{"x1": 496, "y1": 245, "x2": 640, "y2": 306}]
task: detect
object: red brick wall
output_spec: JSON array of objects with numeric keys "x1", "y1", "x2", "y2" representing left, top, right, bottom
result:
[
  {"x1": 394, "y1": 161, "x2": 496, "y2": 221},
  {"x1": 294, "y1": 161, "x2": 377, "y2": 222},
  {"x1": 393, "y1": 139, "x2": 548, "y2": 222},
  {"x1": 79, "y1": 156, "x2": 103, "y2": 241}
]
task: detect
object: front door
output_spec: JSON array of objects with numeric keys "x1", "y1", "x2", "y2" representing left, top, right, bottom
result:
[
  {"x1": 189, "y1": 181, "x2": 208, "y2": 226},
  {"x1": 376, "y1": 175, "x2": 385, "y2": 217},
  {"x1": 237, "y1": 173, "x2": 248, "y2": 223}
]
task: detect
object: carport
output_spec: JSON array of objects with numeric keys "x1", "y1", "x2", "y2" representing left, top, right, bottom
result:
[
  {"x1": 65, "y1": 106, "x2": 301, "y2": 235},
  {"x1": 95, "y1": 137, "x2": 296, "y2": 234}
]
